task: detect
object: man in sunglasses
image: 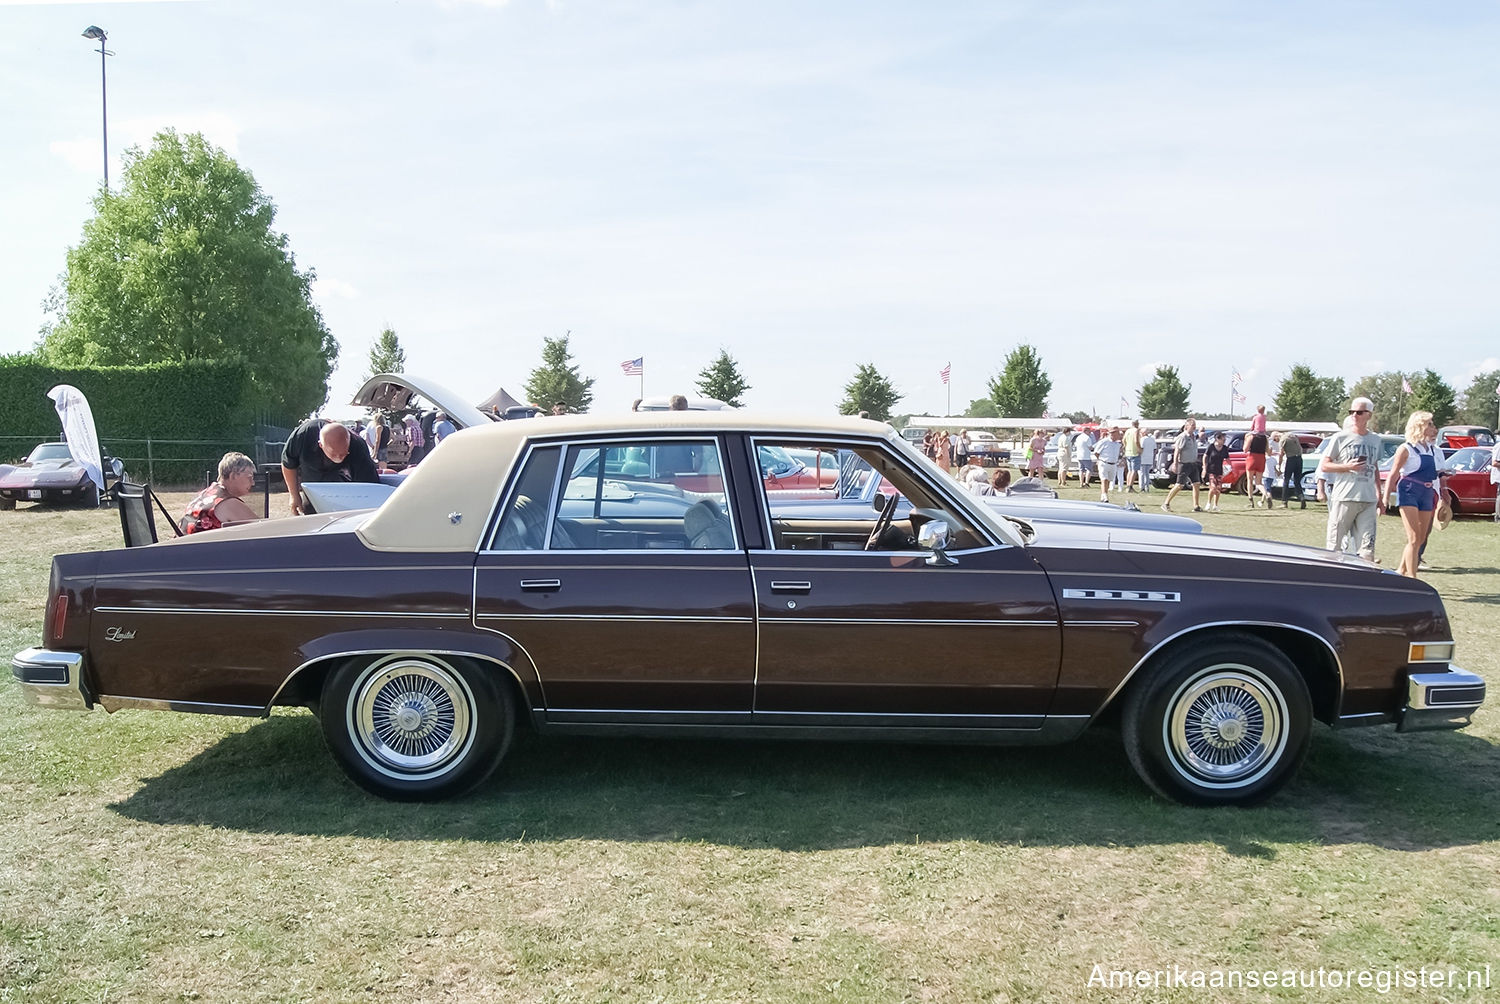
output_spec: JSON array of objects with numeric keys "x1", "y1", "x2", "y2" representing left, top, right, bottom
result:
[{"x1": 1318, "y1": 396, "x2": 1383, "y2": 561}]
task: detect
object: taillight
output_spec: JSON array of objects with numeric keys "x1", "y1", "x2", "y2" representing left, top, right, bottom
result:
[{"x1": 50, "y1": 593, "x2": 68, "y2": 643}]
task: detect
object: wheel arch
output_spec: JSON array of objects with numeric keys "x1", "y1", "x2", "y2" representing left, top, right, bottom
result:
[
  {"x1": 270, "y1": 646, "x2": 535, "y2": 728},
  {"x1": 1095, "y1": 621, "x2": 1343, "y2": 727}
]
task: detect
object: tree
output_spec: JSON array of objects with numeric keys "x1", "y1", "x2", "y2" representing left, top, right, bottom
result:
[
  {"x1": 1457, "y1": 369, "x2": 1500, "y2": 428},
  {"x1": 40, "y1": 129, "x2": 337, "y2": 422},
  {"x1": 964, "y1": 398, "x2": 999, "y2": 418},
  {"x1": 1136, "y1": 366, "x2": 1192, "y2": 418},
  {"x1": 1408, "y1": 369, "x2": 1456, "y2": 428},
  {"x1": 838, "y1": 364, "x2": 901, "y2": 422},
  {"x1": 695, "y1": 349, "x2": 751, "y2": 407},
  {"x1": 365, "y1": 327, "x2": 407, "y2": 382},
  {"x1": 1272, "y1": 365, "x2": 1345, "y2": 423},
  {"x1": 523, "y1": 332, "x2": 595, "y2": 413},
  {"x1": 987, "y1": 344, "x2": 1052, "y2": 417},
  {"x1": 1348, "y1": 372, "x2": 1413, "y2": 434}
]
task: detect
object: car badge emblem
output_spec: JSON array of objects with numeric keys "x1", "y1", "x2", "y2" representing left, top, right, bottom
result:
[{"x1": 104, "y1": 627, "x2": 136, "y2": 642}]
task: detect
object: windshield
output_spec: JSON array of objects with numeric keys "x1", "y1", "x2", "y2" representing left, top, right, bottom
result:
[
  {"x1": 756, "y1": 444, "x2": 804, "y2": 478},
  {"x1": 28, "y1": 444, "x2": 72, "y2": 463}
]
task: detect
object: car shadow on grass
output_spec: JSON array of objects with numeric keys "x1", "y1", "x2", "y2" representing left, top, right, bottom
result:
[{"x1": 108, "y1": 712, "x2": 1500, "y2": 853}]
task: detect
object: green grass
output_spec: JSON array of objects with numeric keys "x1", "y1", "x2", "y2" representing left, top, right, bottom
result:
[{"x1": 1, "y1": 491, "x2": 1497, "y2": 1002}]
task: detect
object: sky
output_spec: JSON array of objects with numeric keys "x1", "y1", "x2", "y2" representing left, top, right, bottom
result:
[{"x1": 3, "y1": 0, "x2": 1498, "y2": 422}]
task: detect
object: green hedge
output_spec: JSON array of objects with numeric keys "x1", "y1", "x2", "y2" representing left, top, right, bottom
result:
[{"x1": 0, "y1": 358, "x2": 256, "y2": 483}]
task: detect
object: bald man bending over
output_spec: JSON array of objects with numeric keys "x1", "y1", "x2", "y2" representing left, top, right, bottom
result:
[{"x1": 281, "y1": 418, "x2": 381, "y2": 515}]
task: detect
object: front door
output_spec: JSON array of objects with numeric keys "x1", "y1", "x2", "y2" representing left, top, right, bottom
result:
[{"x1": 746, "y1": 437, "x2": 1061, "y2": 727}]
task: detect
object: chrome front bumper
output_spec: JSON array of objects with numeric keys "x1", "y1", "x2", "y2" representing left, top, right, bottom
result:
[
  {"x1": 10, "y1": 648, "x2": 90, "y2": 711},
  {"x1": 1398, "y1": 665, "x2": 1486, "y2": 732}
]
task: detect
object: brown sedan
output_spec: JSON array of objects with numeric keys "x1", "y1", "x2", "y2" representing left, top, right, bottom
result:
[{"x1": 12, "y1": 413, "x2": 1484, "y2": 805}]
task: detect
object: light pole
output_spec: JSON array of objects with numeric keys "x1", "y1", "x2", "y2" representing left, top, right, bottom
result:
[{"x1": 81, "y1": 25, "x2": 110, "y2": 188}]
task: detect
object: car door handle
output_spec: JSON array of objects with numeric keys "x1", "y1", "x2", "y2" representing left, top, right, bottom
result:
[
  {"x1": 769, "y1": 581, "x2": 812, "y2": 593},
  {"x1": 519, "y1": 579, "x2": 561, "y2": 591}
]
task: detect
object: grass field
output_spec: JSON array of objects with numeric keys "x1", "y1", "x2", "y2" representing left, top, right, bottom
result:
[{"x1": 1, "y1": 489, "x2": 1496, "y2": 1003}]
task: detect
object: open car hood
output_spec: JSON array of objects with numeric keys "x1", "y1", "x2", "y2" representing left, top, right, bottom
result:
[{"x1": 351, "y1": 373, "x2": 492, "y2": 430}]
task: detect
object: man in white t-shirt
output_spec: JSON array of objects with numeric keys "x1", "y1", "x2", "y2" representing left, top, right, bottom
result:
[
  {"x1": 1139, "y1": 432, "x2": 1156, "y2": 494},
  {"x1": 1319, "y1": 397, "x2": 1383, "y2": 560},
  {"x1": 1093, "y1": 428, "x2": 1124, "y2": 503}
]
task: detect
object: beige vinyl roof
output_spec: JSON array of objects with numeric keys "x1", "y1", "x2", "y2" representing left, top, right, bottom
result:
[{"x1": 356, "y1": 411, "x2": 901, "y2": 552}]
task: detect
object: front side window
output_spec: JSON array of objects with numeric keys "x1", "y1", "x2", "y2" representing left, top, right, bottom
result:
[{"x1": 755, "y1": 440, "x2": 989, "y2": 552}]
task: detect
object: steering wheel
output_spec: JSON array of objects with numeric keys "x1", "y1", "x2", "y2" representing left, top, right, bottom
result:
[{"x1": 865, "y1": 493, "x2": 898, "y2": 551}]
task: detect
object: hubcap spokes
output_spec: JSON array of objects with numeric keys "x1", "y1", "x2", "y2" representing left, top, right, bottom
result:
[
  {"x1": 352, "y1": 659, "x2": 474, "y2": 777},
  {"x1": 1167, "y1": 667, "x2": 1286, "y2": 785}
]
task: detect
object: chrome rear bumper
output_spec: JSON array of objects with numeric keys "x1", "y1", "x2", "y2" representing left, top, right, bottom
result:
[
  {"x1": 1398, "y1": 666, "x2": 1485, "y2": 732},
  {"x1": 10, "y1": 648, "x2": 90, "y2": 711}
]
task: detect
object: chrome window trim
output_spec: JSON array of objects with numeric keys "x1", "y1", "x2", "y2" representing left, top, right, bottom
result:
[
  {"x1": 481, "y1": 441, "x2": 565, "y2": 553},
  {"x1": 745, "y1": 543, "x2": 1010, "y2": 561},
  {"x1": 746, "y1": 434, "x2": 1011, "y2": 553},
  {"x1": 1091, "y1": 619, "x2": 1345, "y2": 724},
  {"x1": 481, "y1": 435, "x2": 739, "y2": 555}
]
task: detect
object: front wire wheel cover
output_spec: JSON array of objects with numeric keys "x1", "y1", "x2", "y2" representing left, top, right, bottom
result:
[
  {"x1": 348, "y1": 656, "x2": 476, "y2": 780},
  {"x1": 1163, "y1": 665, "x2": 1289, "y2": 789}
]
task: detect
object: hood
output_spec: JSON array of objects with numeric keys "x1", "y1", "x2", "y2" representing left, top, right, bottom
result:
[
  {"x1": 0, "y1": 458, "x2": 87, "y2": 487},
  {"x1": 983, "y1": 496, "x2": 1201, "y2": 533},
  {"x1": 1027, "y1": 519, "x2": 1379, "y2": 574},
  {"x1": 352, "y1": 373, "x2": 492, "y2": 429}
]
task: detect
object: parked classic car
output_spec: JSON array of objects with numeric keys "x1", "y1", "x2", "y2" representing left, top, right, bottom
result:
[
  {"x1": 1438, "y1": 425, "x2": 1495, "y2": 449},
  {"x1": 13, "y1": 413, "x2": 1483, "y2": 806},
  {"x1": 0, "y1": 442, "x2": 106, "y2": 509},
  {"x1": 1439, "y1": 446, "x2": 1498, "y2": 515}
]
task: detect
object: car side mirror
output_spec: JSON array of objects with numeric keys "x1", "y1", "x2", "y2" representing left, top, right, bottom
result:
[
  {"x1": 108, "y1": 457, "x2": 125, "y2": 481},
  {"x1": 917, "y1": 520, "x2": 958, "y2": 566}
]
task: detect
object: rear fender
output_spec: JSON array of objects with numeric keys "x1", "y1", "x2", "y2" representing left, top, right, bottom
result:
[{"x1": 270, "y1": 628, "x2": 541, "y2": 714}]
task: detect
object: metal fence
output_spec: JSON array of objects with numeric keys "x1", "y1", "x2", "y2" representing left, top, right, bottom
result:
[{"x1": 1, "y1": 432, "x2": 289, "y2": 489}]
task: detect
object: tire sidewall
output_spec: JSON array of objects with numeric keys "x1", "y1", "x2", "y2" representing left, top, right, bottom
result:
[
  {"x1": 321, "y1": 653, "x2": 512, "y2": 801},
  {"x1": 1124, "y1": 636, "x2": 1311, "y2": 806}
]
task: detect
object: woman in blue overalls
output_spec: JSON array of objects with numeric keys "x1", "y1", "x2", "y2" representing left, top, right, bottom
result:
[{"x1": 1380, "y1": 410, "x2": 1442, "y2": 579}]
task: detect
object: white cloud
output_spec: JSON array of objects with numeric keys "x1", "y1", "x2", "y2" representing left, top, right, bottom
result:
[
  {"x1": 118, "y1": 112, "x2": 241, "y2": 156},
  {"x1": 314, "y1": 277, "x2": 359, "y2": 300},
  {"x1": 47, "y1": 138, "x2": 99, "y2": 174},
  {"x1": 0, "y1": 0, "x2": 198, "y2": 6}
]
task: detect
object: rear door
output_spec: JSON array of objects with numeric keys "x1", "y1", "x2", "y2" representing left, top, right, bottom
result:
[{"x1": 473, "y1": 437, "x2": 756, "y2": 719}]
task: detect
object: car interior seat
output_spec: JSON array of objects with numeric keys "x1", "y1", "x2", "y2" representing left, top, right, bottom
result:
[{"x1": 683, "y1": 498, "x2": 733, "y2": 549}]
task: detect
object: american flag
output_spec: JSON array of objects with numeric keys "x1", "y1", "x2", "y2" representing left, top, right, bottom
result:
[
  {"x1": 1232, "y1": 369, "x2": 1244, "y2": 385},
  {"x1": 940, "y1": 363, "x2": 951, "y2": 385},
  {"x1": 1402, "y1": 376, "x2": 1413, "y2": 394},
  {"x1": 1233, "y1": 390, "x2": 1247, "y2": 404},
  {"x1": 620, "y1": 357, "x2": 644, "y2": 376}
]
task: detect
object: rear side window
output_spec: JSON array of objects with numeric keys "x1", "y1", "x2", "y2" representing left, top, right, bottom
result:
[
  {"x1": 550, "y1": 440, "x2": 733, "y2": 550},
  {"x1": 489, "y1": 446, "x2": 562, "y2": 550}
]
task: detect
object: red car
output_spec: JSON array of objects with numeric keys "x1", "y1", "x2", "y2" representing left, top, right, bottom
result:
[{"x1": 1440, "y1": 447, "x2": 1498, "y2": 515}]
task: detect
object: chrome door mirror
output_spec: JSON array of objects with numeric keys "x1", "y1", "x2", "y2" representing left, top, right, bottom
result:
[{"x1": 918, "y1": 519, "x2": 958, "y2": 566}]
